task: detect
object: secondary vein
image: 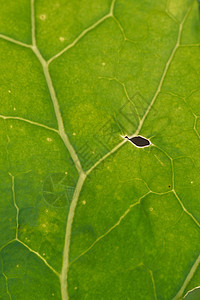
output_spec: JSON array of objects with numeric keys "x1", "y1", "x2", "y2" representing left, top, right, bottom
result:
[
  {"x1": 86, "y1": 3, "x2": 193, "y2": 176},
  {"x1": 0, "y1": 115, "x2": 58, "y2": 133},
  {"x1": 0, "y1": 34, "x2": 31, "y2": 48}
]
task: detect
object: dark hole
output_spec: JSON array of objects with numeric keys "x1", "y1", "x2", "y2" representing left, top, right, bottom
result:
[
  {"x1": 168, "y1": 185, "x2": 171, "y2": 188},
  {"x1": 125, "y1": 135, "x2": 150, "y2": 147}
]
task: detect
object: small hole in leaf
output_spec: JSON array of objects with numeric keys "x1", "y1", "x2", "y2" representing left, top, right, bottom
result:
[
  {"x1": 168, "y1": 185, "x2": 171, "y2": 188},
  {"x1": 125, "y1": 135, "x2": 150, "y2": 147}
]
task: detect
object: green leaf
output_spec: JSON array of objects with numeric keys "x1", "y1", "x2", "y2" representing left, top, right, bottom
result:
[
  {"x1": 184, "y1": 287, "x2": 200, "y2": 300},
  {"x1": 1, "y1": 0, "x2": 200, "y2": 299}
]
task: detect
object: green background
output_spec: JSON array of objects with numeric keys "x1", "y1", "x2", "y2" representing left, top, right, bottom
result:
[{"x1": 1, "y1": 0, "x2": 200, "y2": 299}]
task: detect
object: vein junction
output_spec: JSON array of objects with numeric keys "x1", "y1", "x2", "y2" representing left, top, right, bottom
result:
[{"x1": 0, "y1": 1, "x2": 199, "y2": 300}]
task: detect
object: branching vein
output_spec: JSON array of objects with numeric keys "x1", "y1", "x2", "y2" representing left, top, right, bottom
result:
[
  {"x1": 86, "y1": 4, "x2": 192, "y2": 175},
  {"x1": 69, "y1": 192, "x2": 150, "y2": 266},
  {"x1": 17, "y1": 239, "x2": 60, "y2": 278},
  {"x1": 0, "y1": 115, "x2": 58, "y2": 133},
  {"x1": 0, "y1": 34, "x2": 31, "y2": 48},
  {"x1": 48, "y1": 13, "x2": 112, "y2": 64},
  {"x1": 1, "y1": 258, "x2": 12, "y2": 300},
  {"x1": 1, "y1": 1, "x2": 195, "y2": 299},
  {"x1": 30, "y1": 1, "x2": 83, "y2": 175},
  {"x1": 173, "y1": 190, "x2": 200, "y2": 229}
]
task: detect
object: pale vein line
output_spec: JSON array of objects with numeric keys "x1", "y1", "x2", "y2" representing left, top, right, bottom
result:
[
  {"x1": 0, "y1": 34, "x2": 31, "y2": 48},
  {"x1": 110, "y1": 0, "x2": 116, "y2": 15},
  {"x1": 48, "y1": 13, "x2": 112, "y2": 64},
  {"x1": 86, "y1": 139, "x2": 126, "y2": 176},
  {"x1": 60, "y1": 172, "x2": 86, "y2": 300},
  {"x1": 7, "y1": 2, "x2": 192, "y2": 300},
  {"x1": 17, "y1": 239, "x2": 60, "y2": 278},
  {"x1": 31, "y1": 1, "x2": 83, "y2": 175},
  {"x1": 171, "y1": 159, "x2": 175, "y2": 190},
  {"x1": 153, "y1": 144, "x2": 174, "y2": 190},
  {"x1": 86, "y1": 4, "x2": 192, "y2": 176},
  {"x1": 165, "y1": 10, "x2": 179, "y2": 25},
  {"x1": 0, "y1": 240, "x2": 15, "y2": 252},
  {"x1": 69, "y1": 192, "x2": 150, "y2": 266},
  {"x1": 194, "y1": 115, "x2": 200, "y2": 140},
  {"x1": 173, "y1": 190, "x2": 200, "y2": 228},
  {"x1": 30, "y1": 2, "x2": 88, "y2": 299},
  {"x1": 183, "y1": 286, "x2": 200, "y2": 299},
  {"x1": 3, "y1": 172, "x2": 57, "y2": 279},
  {"x1": 133, "y1": 4, "x2": 191, "y2": 137},
  {"x1": 31, "y1": 0, "x2": 36, "y2": 46},
  {"x1": 1, "y1": 258, "x2": 12, "y2": 300},
  {"x1": 59, "y1": 3, "x2": 120, "y2": 298},
  {"x1": 5, "y1": 275, "x2": 12, "y2": 300},
  {"x1": 99, "y1": 76, "x2": 140, "y2": 122},
  {"x1": 113, "y1": 15, "x2": 127, "y2": 41},
  {"x1": 8, "y1": 173, "x2": 18, "y2": 239},
  {"x1": 0, "y1": 238, "x2": 59, "y2": 279},
  {"x1": 148, "y1": 269, "x2": 157, "y2": 300},
  {"x1": 48, "y1": 0, "x2": 116, "y2": 64},
  {"x1": 0, "y1": 115, "x2": 58, "y2": 133},
  {"x1": 41, "y1": 56, "x2": 83, "y2": 174},
  {"x1": 172, "y1": 253, "x2": 200, "y2": 300}
]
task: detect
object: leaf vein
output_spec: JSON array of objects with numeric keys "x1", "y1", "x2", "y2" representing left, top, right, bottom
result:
[
  {"x1": 17, "y1": 239, "x2": 60, "y2": 278},
  {"x1": 69, "y1": 191, "x2": 150, "y2": 267},
  {"x1": 172, "y1": 252, "x2": 200, "y2": 300},
  {"x1": 0, "y1": 115, "x2": 58, "y2": 133},
  {"x1": 0, "y1": 34, "x2": 31, "y2": 48},
  {"x1": 86, "y1": 3, "x2": 193, "y2": 175},
  {"x1": 48, "y1": 0, "x2": 116, "y2": 64}
]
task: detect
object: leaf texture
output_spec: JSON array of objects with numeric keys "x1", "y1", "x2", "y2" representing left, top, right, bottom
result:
[{"x1": 1, "y1": 0, "x2": 200, "y2": 299}]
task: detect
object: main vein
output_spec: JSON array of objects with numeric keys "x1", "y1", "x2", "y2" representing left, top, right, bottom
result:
[
  {"x1": 60, "y1": 173, "x2": 86, "y2": 299},
  {"x1": 30, "y1": 1, "x2": 87, "y2": 300},
  {"x1": 30, "y1": 1, "x2": 83, "y2": 175},
  {"x1": 2, "y1": 1, "x2": 192, "y2": 299}
]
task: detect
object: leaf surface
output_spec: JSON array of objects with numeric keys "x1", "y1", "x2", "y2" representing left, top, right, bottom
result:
[{"x1": 1, "y1": 0, "x2": 200, "y2": 299}]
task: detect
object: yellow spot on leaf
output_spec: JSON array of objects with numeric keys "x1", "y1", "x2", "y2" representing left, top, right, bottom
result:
[
  {"x1": 40, "y1": 14, "x2": 46, "y2": 20},
  {"x1": 59, "y1": 36, "x2": 65, "y2": 42}
]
